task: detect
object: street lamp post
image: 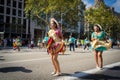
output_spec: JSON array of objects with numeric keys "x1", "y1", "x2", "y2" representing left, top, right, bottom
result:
[
  {"x1": 28, "y1": 10, "x2": 31, "y2": 39},
  {"x1": 87, "y1": 22, "x2": 90, "y2": 39},
  {"x1": 60, "y1": 13, "x2": 64, "y2": 31},
  {"x1": 60, "y1": 10, "x2": 70, "y2": 31},
  {"x1": 53, "y1": 10, "x2": 70, "y2": 33},
  {"x1": 85, "y1": 21, "x2": 90, "y2": 39}
]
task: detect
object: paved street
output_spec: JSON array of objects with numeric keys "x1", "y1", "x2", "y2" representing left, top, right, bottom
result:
[{"x1": 0, "y1": 47, "x2": 120, "y2": 80}]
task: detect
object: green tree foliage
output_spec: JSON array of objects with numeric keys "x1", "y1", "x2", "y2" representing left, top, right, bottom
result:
[
  {"x1": 85, "y1": 3, "x2": 120, "y2": 37},
  {"x1": 24, "y1": 0, "x2": 81, "y2": 26}
]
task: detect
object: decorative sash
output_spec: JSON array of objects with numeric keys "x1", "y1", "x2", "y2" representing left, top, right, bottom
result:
[
  {"x1": 91, "y1": 40, "x2": 112, "y2": 49},
  {"x1": 47, "y1": 30, "x2": 56, "y2": 49},
  {"x1": 47, "y1": 37, "x2": 54, "y2": 49}
]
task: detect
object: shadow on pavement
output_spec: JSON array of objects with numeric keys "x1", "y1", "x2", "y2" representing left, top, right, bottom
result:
[
  {"x1": 59, "y1": 73, "x2": 71, "y2": 76},
  {"x1": 1, "y1": 52, "x2": 11, "y2": 53},
  {"x1": 0, "y1": 56, "x2": 5, "y2": 61},
  {"x1": 80, "y1": 73, "x2": 120, "y2": 79},
  {"x1": 0, "y1": 59, "x2": 5, "y2": 61},
  {"x1": 57, "y1": 66, "x2": 120, "y2": 79},
  {"x1": 109, "y1": 66, "x2": 120, "y2": 70},
  {"x1": 0, "y1": 66, "x2": 32, "y2": 73},
  {"x1": 74, "y1": 66, "x2": 120, "y2": 79}
]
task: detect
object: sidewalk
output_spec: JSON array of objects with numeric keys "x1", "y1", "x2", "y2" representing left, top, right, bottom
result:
[{"x1": 56, "y1": 62, "x2": 120, "y2": 80}]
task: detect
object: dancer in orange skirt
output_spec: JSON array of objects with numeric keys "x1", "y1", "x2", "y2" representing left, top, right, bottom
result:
[
  {"x1": 13, "y1": 41, "x2": 17, "y2": 50},
  {"x1": 47, "y1": 18, "x2": 65, "y2": 76}
]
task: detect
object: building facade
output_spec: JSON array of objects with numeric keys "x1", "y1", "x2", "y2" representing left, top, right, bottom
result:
[
  {"x1": 78, "y1": 1, "x2": 85, "y2": 38},
  {"x1": 0, "y1": 0, "x2": 29, "y2": 39},
  {"x1": 0, "y1": 0, "x2": 86, "y2": 42},
  {"x1": 30, "y1": 20, "x2": 46, "y2": 43}
]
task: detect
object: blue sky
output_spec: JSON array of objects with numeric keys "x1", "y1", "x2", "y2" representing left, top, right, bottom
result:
[{"x1": 82, "y1": 0, "x2": 120, "y2": 13}]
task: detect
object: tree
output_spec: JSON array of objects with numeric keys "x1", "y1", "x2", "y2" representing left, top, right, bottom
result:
[
  {"x1": 24, "y1": 0, "x2": 85, "y2": 36},
  {"x1": 85, "y1": 2, "x2": 120, "y2": 38}
]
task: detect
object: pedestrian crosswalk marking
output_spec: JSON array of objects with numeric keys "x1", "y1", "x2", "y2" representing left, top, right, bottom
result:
[{"x1": 56, "y1": 62, "x2": 120, "y2": 80}]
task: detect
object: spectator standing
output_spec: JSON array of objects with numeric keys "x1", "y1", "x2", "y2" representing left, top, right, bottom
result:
[
  {"x1": 37, "y1": 38, "x2": 41, "y2": 49},
  {"x1": 3, "y1": 38, "x2": 7, "y2": 48},
  {"x1": 84, "y1": 38, "x2": 90, "y2": 50},
  {"x1": 68, "y1": 35, "x2": 75, "y2": 51}
]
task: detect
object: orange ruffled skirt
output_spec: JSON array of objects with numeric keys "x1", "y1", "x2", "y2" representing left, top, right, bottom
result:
[{"x1": 47, "y1": 38, "x2": 65, "y2": 54}]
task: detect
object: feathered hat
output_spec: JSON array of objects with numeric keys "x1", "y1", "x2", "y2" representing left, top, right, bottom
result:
[
  {"x1": 50, "y1": 18, "x2": 60, "y2": 29},
  {"x1": 94, "y1": 24, "x2": 102, "y2": 31}
]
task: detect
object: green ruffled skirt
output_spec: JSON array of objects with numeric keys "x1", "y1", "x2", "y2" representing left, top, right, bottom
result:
[{"x1": 95, "y1": 46, "x2": 107, "y2": 51}]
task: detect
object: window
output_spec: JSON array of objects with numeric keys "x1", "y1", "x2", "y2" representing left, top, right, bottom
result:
[
  {"x1": 6, "y1": 16, "x2": 10, "y2": 23},
  {"x1": 22, "y1": 34, "x2": 26, "y2": 38},
  {"x1": 22, "y1": 19, "x2": 26, "y2": 33},
  {"x1": 7, "y1": 0, "x2": 11, "y2": 6},
  {"x1": 17, "y1": 25, "x2": 21, "y2": 33},
  {"x1": 0, "y1": 24, "x2": 4, "y2": 32},
  {"x1": 23, "y1": 19, "x2": 26, "y2": 26},
  {"x1": 12, "y1": 9, "x2": 16, "y2": 15},
  {"x1": 0, "y1": 6, "x2": 4, "y2": 13},
  {"x1": 6, "y1": 8, "x2": 10, "y2": 14},
  {"x1": 23, "y1": 1, "x2": 25, "y2": 8},
  {"x1": 12, "y1": 17, "x2": 16, "y2": 23},
  {"x1": 18, "y1": 10, "x2": 22, "y2": 16},
  {"x1": 0, "y1": 0, "x2": 4, "y2": 5},
  {"x1": 5, "y1": 24, "x2": 10, "y2": 32},
  {"x1": 18, "y1": 2, "x2": 22, "y2": 9},
  {"x1": 0, "y1": 15, "x2": 4, "y2": 22},
  {"x1": 18, "y1": 18, "x2": 21, "y2": 24},
  {"x1": 13, "y1": 0, "x2": 16, "y2": 7},
  {"x1": 23, "y1": 11, "x2": 26, "y2": 17},
  {"x1": 19, "y1": 0, "x2": 23, "y2": 1},
  {"x1": 0, "y1": 15, "x2": 4, "y2": 32},
  {"x1": 22, "y1": 26, "x2": 26, "y2": 33},
  {"x1": 11, "y1": 24, "x2": 16, "y2": 33}
]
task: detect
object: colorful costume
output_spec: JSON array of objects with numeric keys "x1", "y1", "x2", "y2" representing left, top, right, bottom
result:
[
  {"x1": 47, "y1": 29, "x2": 65, "y2": 54},
  {"x1": 91, "y1": 31, "x2": 111, "y2": 51},
  {"x1": 16, "y1": 38, "x2": 21, "y2": 47},
  {"x1": 13, "y1": 42, "x2": 17, "y2": 50}
]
